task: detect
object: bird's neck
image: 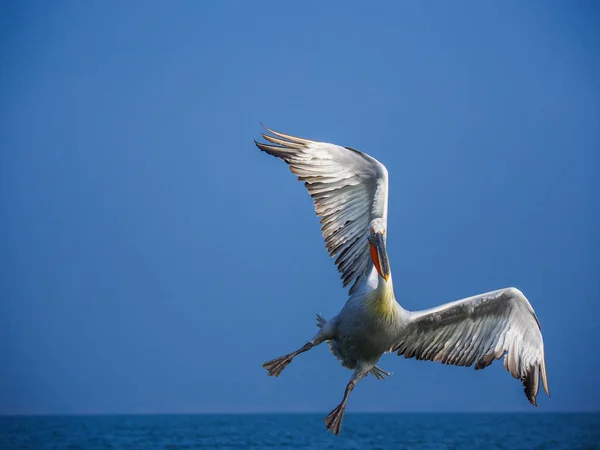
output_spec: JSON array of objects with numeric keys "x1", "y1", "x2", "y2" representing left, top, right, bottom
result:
[{"x1": 365, "y1": 270, "x2": 398, "y2": 320}]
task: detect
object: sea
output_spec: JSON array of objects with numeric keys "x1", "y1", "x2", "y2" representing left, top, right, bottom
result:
[{"x1": 0, "y1": 413, "x2": 598, "y2": 449}]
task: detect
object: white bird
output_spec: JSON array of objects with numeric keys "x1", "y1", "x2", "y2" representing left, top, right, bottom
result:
[{"x1": 255, "y1": 126, "x2": 549, "y2": 435}]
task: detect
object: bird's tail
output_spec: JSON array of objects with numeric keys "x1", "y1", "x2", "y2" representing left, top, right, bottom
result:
[{"x1": 316, "y1": 313, "x2": 327, "y2": 328}]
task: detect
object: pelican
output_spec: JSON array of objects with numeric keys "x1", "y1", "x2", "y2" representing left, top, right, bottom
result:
[{"x1": 255, "y1": 126, "x2": 549, "y2": 435}]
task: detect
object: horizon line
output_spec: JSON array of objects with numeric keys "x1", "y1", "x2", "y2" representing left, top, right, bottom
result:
[{"x1": 1, "y1": 410, "x2": 597, "y2": 417}]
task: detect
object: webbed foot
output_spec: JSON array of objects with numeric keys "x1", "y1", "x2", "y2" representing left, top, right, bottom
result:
[
  {"x1": 262, "y1": 342, "x2": 314, "y2": 377},
  {"x1": 324, "y1": 402, "x2": 346, "y2": 435},
  {"x1": 370, "y1": 365, "x2": 392, "y2": 380},
  {"x1": 262, "y1": 355, "x2": 293, "y2": 377}
]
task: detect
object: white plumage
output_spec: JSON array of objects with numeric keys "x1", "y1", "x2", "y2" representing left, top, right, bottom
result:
[{"x1": 255, "y1": 126, "x2": 549, "y2": 435}]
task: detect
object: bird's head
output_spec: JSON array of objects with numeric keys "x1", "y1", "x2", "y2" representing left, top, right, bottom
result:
[{"x1": 367, "y1": 218, "x2": 390, "y2": 282}]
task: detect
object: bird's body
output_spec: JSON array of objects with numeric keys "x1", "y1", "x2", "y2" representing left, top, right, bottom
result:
[
  {"x1": 255, "y1": 126, "x2": 549, "y2": 435},
  {"x1": 322, "y1": 267, "x2": 401, "y2": 371}
]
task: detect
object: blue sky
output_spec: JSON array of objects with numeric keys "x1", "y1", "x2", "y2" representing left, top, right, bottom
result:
[{"x1": 1, "y1": 1, "x2": 599, "y2": 415}]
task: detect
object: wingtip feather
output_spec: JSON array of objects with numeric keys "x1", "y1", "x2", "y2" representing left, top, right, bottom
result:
[
  {"x1": 541, "y1": 357, "x2": 550, "y2": 396},
  {"x1": 255, "y1": 140, "x2": 292, "y2": 159},
  {"x1": 261, "y1": 125, "x2": 314, "y2": 145},
  {"x1": 262, "y1": 132, "x2": 305, "y2": 149}
]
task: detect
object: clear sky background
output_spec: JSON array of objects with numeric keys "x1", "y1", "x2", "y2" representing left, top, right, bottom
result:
[{"x1": 1, "y1": 1, "x2": 599, "y2": 415}]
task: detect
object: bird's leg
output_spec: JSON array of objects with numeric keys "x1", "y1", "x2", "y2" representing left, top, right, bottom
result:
[
  {"x1": 324, "y1": 369, "x2": 367, "y2": 435},
  {"x1": 263, "y1": 325, "x2": 332, "y2": 377}
]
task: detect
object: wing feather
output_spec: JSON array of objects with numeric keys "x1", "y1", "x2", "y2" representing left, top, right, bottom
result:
[
  {"x1": 394, "y1": 287, "x2": 549, "y2": 405},
  {"x1": 255, "y1": 126, "x2": 389, "y2": 293}
]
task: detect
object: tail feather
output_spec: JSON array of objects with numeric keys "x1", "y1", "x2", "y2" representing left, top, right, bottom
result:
[{"x1": 316, "y1": 313, "x2": 327, "y2": 328}]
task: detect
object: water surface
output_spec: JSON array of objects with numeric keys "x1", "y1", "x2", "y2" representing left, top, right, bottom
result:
[{"x1": 1, "y1": 413, "x2": 598, "y2": 449}]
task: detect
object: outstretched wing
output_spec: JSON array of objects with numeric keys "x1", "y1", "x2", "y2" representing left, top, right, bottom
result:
[
  {"x1": 255, "y1": 126, "x2": 389, "y2": 294},
  {"x1": 394, "y1": 287, "x2": 549, "y2": 405}
]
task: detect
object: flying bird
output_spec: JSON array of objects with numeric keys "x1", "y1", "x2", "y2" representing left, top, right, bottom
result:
[{"x1": 255, "y1": 126, "x2": 549, "y2": 435}]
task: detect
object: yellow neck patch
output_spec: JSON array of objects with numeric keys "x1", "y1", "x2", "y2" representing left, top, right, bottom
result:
[{"x1": 365, "y1": 279, "x2": 396, "y2": 320}]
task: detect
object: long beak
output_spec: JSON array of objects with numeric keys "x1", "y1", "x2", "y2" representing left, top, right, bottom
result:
[{"x1": 369, "y1": 232, "x2": 390, "y2": 281}]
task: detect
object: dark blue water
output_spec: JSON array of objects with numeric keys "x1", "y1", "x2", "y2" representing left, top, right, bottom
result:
[{"x1": 0, "y1": 413, "x2": 598, "y2": 449}]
